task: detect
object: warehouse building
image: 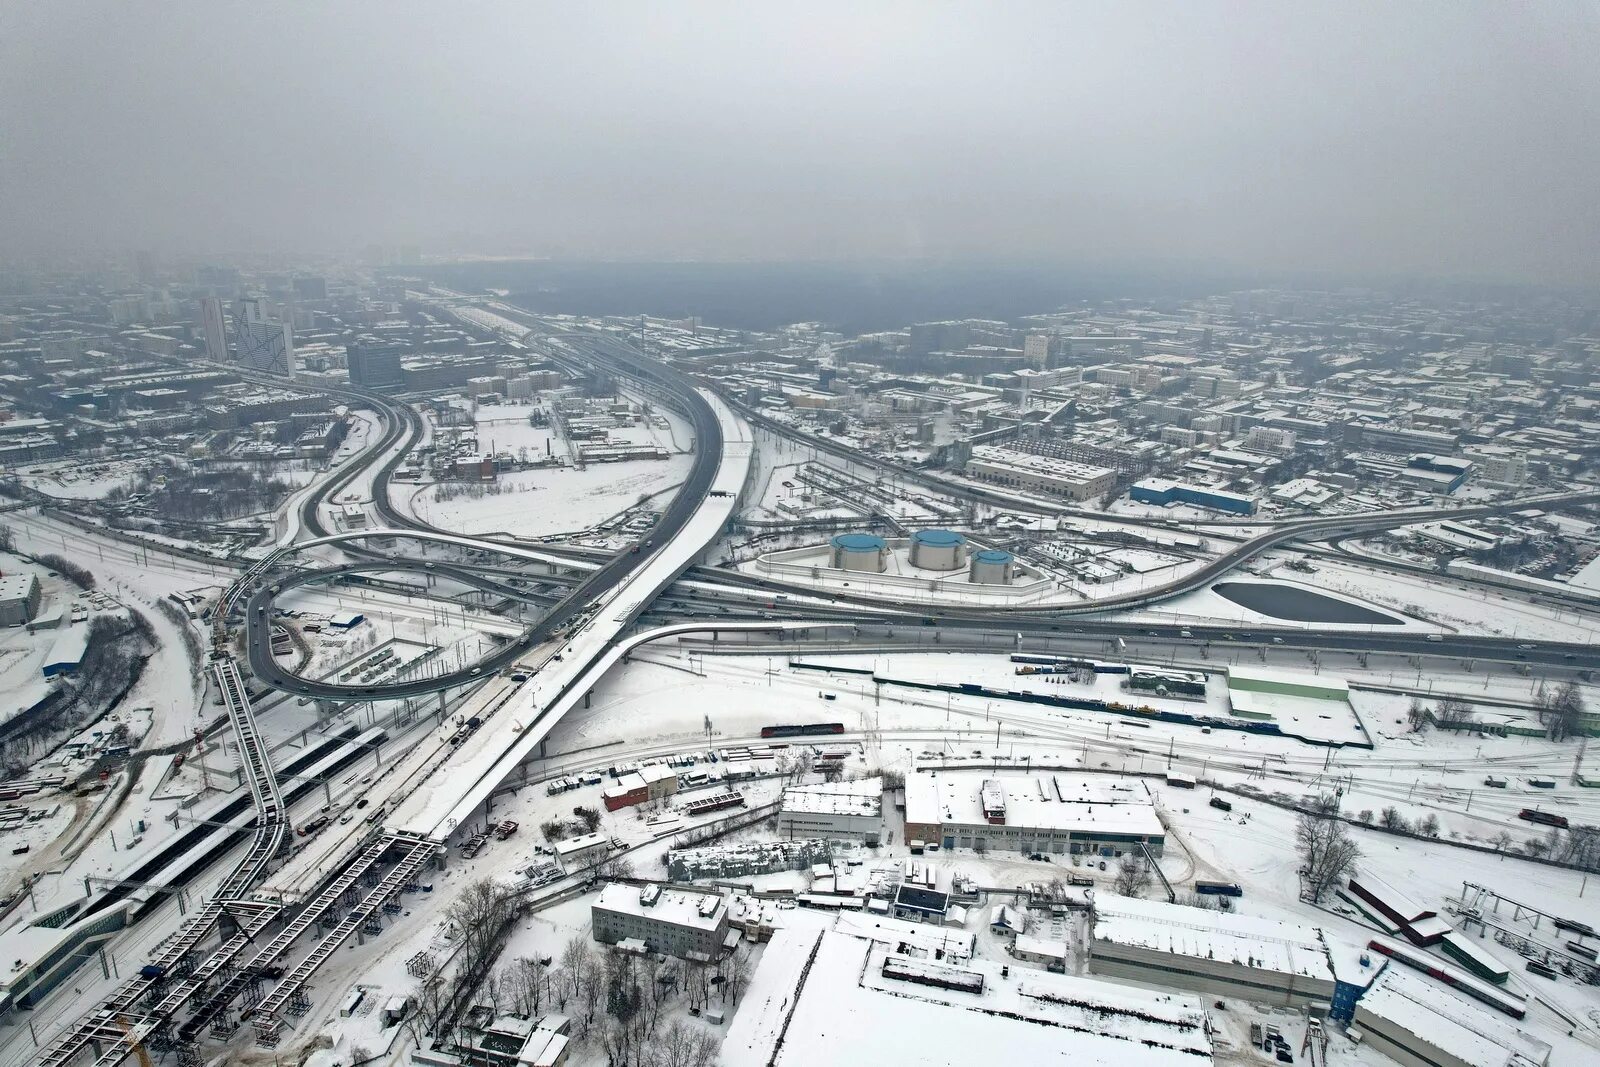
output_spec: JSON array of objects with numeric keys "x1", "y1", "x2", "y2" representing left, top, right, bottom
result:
[
  {"x1": 778, "y1": 777, "x2": 882, "y2": 843},
  {"x1": 1352, "y1": 967, "x2": 1549, "y2": 1067},
  {"x1": 0, "y1": 573, "x2": 40, "y2": 626},
  {"x1": 552, "y1": 831, "x2": 609, "y2": 870},
  {"x1": 1089, "y1": 896, "x2": 1335, "y2": 1008},
  {"x1": 1226, "y1": 665, "x2": 1350, "y2": 722},
  {"x1": 591, "y1": 882, "x2": 731, "y2": 961},
  {"x1": 904, "y1": 773, "x2": 1165, "y2": 857},
  {"x1": 965, "y1": 446, "x2": 1117, "y2": 501},
  {"x1": 601, "y1": 764, "x2": 679, "y2": 811},
  {"x1": 1129, "y1": 479, "x2": 1256, "y2": 516},
  {"x1": 42, "y1": 625, "x2": 88, "y2": 678},
  {"x1": 720, "y1": 926, "x2": 1212, "y2": 1067}
]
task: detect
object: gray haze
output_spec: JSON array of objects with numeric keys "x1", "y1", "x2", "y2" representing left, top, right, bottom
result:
[{"x1": 3, "y1": 1, "x2": 1597, "y2": 284}]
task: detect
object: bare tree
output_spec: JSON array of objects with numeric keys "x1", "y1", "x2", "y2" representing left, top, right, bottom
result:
[
  {"x1": 596, "y1": 855, "x2": 636, "y2": 883},
  {"x1": 1537, "y1": 681, "x2": 1584, "y2": 742},
  {"x1": 1405, "y1": 698, "x2": 1428, "y2": 732},
  {"x1": 653, "y1": 1019, "x2": 720, "y2": 1067},
  {"x1": 579, "y1": 953, "x2": 607, "y2": 1035},
  {"x1": 500, "y1": 956, "x2": 547, "y2": 1017},
  {"x1": 1434, "y1": 698, "x2": 1475, "y2": 727},
  {"x1": 1378, "y1": 806, "x2": 1408, "y2": 831},
  {"x1": 721, "y1": 945, "x2": 752, "y2": 1005},
  {"x1": 1417, "y1": 813, "x2": 1441, "y2": 837},
  {"x1": 559, "y1": 936, "x2": 591, "y2": 1007},
  {"x1": 1113, "y1": 855, "x2": 1152, "y2": 897},
  {"x1": 1295, "y1": 811, "x2": 1360, "y2": 902},
  {"x1": 1553, "y1": 825, "x2": 1600, "y2": 871}
]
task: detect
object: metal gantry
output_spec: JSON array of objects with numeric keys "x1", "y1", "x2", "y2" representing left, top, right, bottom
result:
[
  {"x1": 251, "y1": 834, "x2": 439, "y2": 1042},
  {"x1": 33, "y1": 661, "x2": 286, "y2": 1067}
]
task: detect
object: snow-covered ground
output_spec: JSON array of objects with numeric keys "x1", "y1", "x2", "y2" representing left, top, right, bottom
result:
[{"x1": 397, "y1": 455, "x2": 692, "y2": 538}]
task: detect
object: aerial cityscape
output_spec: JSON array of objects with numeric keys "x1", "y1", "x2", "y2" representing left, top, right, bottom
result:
[{"x1": 1, "y1": 5, "x2": 1598, "y2": 1067}]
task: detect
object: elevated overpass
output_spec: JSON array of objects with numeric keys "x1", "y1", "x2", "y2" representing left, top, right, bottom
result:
[{"x1": 389, "y1": 389, "x2": 752, "y2": 838}]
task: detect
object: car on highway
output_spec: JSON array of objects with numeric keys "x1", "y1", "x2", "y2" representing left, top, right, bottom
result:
[{"x1": 1518, "y1": 643, "x2": 1534, "y2": 650}]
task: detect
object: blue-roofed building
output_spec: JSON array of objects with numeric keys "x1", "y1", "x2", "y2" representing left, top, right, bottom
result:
[
  {"x1": 1130, "y1": 479, "x2": 1256, "y2": 516},
  {"x1": 42, "y1": 625, "x2": 89, "y2": 678}
]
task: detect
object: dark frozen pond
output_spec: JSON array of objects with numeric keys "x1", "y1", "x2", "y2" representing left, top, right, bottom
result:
[{"x1": 1212, "y1": 582, "x2": 1402, "y2": 625}]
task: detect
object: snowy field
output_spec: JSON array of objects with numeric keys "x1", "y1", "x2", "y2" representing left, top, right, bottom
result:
[{"x1": 395, "y1": 453, "x2": 692, "y2": 538}]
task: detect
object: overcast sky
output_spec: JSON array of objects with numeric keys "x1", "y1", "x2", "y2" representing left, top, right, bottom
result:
[{"x1": 2, "y1": 2, "x2": 1596, "y2": 285}]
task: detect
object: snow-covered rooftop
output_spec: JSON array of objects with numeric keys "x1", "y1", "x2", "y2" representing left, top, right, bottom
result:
[
  {"x1": 1093, "y1": 896, "x2": 1334, "y2": 983},
  {"x1": 721, "y1": 927, "x2": 1211, "y2": 1067},
  {"x1": 592, "y1": 882, "x2": 725, "y2": 932},
  {"x1": 780, "y1": 777, "x2": 882, "y2": 818},
  {"x1": 1355, "y1": 967, "x2": 1550, "y2": 1067},
  {"x1": 907, "y1": 771, "x2": 1164, "y2": 838}
]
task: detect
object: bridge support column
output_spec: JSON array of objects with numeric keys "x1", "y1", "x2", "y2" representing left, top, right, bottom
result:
[
  {"x1": 537, "y1": 738, "x2": 547, "y2": 759},
  {"x1": 584, "y1": 691, "x2": 591, "y2": 709}
]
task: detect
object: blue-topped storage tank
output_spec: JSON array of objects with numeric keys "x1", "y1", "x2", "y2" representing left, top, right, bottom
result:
[
  {"x1": 909, "y1": 529, "x2": 967, "y2": 571},
  {"x1": 830, "y1": 532, "x2": 888, "y2": 572}
]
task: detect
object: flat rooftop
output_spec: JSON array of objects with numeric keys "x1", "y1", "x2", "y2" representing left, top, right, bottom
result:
[
  {"x1": 593, "y1": 882, "x2": 725, "y2": 932},
  {"x1": 1093, "y1": 896, "x2": 1334, "y2": 983},
  {"x1": 1356, "y1": 967, "x2": 1550, "y2": 1067},
  {"x1": 721, "y1": 927, "x2": 1210, "y2": 1067},
  {"x1": 906, "y1": 772, "x2": 1164, "y2": 838},
  {"x1": 781, "y1": 777, "x2": 882, "y2": 818}
]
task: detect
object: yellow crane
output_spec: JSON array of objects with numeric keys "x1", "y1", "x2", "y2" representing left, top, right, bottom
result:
[{"x1": 114, "y1": 1014, "x2": 152, "y2": 1067}]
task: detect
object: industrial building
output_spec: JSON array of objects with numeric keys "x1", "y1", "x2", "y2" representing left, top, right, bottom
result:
[
  {"x1": 42, "y1": 624, "x2": 88, "y2": 678},
  {"x1": 965, "y1": 445, "x2": 1117, "y2": 501},
  {"x1": 829, "y1": 532, "x2": 888, "y2": 572},
  {"x1": 968, "y1": 549, "x2": 1014, "y2": 585},
  {"x1": 1089, "y1": 895, "x2": 1336, "y2": 1007},
  {"x1": 777, "y1": 777, "x2": 882, "y2": 843},
  {"x1": 1351, "y1": 967, "x2": 1549, "y2": 1067},
  {"x1": 721, "y1": 926, "x2": 1212, "y2": 1067},
  {"x1": 552, "y1": 831, "x2": 609, "y2": 869},
  {"x1": 1226, "y1": 665, "x2": 1350, "y2": 722},
  {"x1": 601, "y1": 763, "x2": 679, "y2": 811},
  {"x1": 455, "y1": 1010, "x2": 571, "y2": 1067},
  {"x1": 0, "y1": 572, "x2": 40, "y2": 626},
  {"x1": 591, "y1": 882, "x2": 731, "y2": 961},
  {"x1": 904, "y1": 772, "x2": 1165, "y2": 857},
  {"x1": 1129, "y1": 478, "x2": 1256, "y2": 515},
  {"x1": 907, "y1": 529, "x2": 966, "y2": 571}
]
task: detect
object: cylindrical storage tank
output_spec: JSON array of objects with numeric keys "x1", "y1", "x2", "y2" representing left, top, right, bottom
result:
[
  {"x1": 969, "y1": 549, "x2": 1014, "y2": 585},
  {"x1": 909, "y1": 529, "x2": 967, "y2": 571},
  {"x1": 830, "y1": 532, "x2": 888, "y2": 572}
]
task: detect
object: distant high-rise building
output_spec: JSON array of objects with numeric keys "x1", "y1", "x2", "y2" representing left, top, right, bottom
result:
[
  {"x1": 345, "y1": 340, "x2": 406, "y2": 389},
  {"x1": 199, "y1": 296, "x2": 229, "y2": 362},
  {"x1": 232, "y1": 297, "x2": 296, "y2": 376},
  {"x1": 292, "y1": 276, "x2": 327, "y2": 301},
  {"x1": 1024, "y1": 333, "x2": 1051, "y2": 369}
]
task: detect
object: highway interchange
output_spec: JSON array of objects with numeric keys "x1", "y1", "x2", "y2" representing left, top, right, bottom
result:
[{"x1": 29, "y1": 298, "x2": 1600, "y2": 1066}]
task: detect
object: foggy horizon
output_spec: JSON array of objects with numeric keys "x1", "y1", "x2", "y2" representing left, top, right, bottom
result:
[{"x1": 3, "y1": 2, "x2": 1597, "y2": 288}]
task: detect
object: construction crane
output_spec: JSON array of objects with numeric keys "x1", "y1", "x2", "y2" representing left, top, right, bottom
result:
[{"x1": 115, "y1": 1014, "x2": 152, "y2": 1067}]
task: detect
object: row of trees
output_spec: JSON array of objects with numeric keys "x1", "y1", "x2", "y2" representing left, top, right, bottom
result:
[
  {"x1": 411, "y1": 915, "x2": 732, "y2": 1067},
  {"x1": 1408, "y1": 682, "x2": 1585, "y2": 743}
]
